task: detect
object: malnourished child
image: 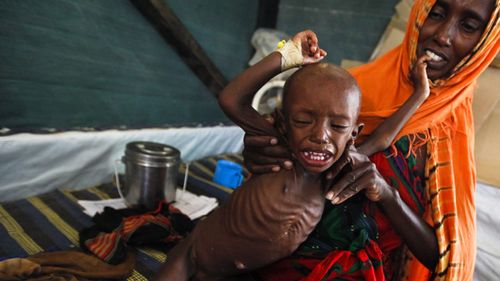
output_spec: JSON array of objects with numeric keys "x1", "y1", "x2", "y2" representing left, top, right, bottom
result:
[{"x1": 155, "y1": 30, "x2": 430, "y2": 281}]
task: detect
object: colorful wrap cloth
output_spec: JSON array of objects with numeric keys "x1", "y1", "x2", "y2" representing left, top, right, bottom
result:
[
  {"x1": 349, "y1": 1, "x2": 500, "y2": 280},
  {"x1": 369, "y1": 137, "x2": 426, "y2": 280},
  {"x1": 256, "y1": 195, "x2": 385, "y2": 281},
  {"x1": 256, "y1": 137, "x2": 423, "y2": 281},
  {"x1": 79, "y1": 202, "x2": 193, "y2": 264}
]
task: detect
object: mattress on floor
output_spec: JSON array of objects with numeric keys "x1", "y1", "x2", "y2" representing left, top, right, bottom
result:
[
  {"x1": 5, "y1": 153, "x2": 495, "y2": 280},
  {"x1": 0, "y1": 153, "x2": 245, "y2": 280}
]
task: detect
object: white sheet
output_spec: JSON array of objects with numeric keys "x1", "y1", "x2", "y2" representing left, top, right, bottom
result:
[
  {"x1": 0, "y1": 126, "x2": 244, "y2": 202},
  {"x1": 474, "y1": 182, "x2": 500, "y2": 280}
]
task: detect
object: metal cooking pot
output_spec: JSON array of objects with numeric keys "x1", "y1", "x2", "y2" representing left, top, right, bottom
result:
[{"x1": 120, "y1": 141, "x2": 180, "y2": 209}]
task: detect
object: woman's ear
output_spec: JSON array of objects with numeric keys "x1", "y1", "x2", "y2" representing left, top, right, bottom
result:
[{"x1": 351, "y1": 123, "x2": 364, "y2": 139}]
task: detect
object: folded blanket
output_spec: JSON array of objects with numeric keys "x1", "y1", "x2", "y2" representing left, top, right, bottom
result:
[
  {"x1": 0, "y1": 250, "x2": 135, "y2": 281},
  {"x1": 79, "y1": 201, "x2": 193, "y2": 264}
]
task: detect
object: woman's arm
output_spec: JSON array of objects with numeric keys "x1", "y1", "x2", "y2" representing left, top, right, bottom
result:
[
  {"x1": 325, "y1": 148, "x2": 438, "y2": 269},
  {"x1": 357, "y1": 55, "x2": 431, "y2": 156},
  {"x1": 376, "y1": 176, "x2": 438, "y2": 269}
]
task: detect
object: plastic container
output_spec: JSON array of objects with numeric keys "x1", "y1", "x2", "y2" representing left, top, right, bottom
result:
[{"x1": 213, "y1": 160, "x2": 243, "y2": 189}]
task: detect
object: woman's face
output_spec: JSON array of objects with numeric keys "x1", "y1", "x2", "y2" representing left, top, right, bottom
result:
[{"x1": 416, "y1": 0, "x2": 495, "y2": 80}]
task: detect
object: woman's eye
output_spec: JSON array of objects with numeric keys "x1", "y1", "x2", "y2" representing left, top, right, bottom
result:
[
  {"x1": 428, "y1": 8, "x2": 445, "y2": 20},
  {"x1": 461, "y1": 20, "x2": 480, "y2": 33}
]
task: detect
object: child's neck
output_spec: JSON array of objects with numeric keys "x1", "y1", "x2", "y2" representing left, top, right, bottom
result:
[
  {"x1": 285, "y1": 166, "x2": 325, "y2": 200},
  {"x1": 292, "y1": 160, "x2": 325, "y2": 188}
]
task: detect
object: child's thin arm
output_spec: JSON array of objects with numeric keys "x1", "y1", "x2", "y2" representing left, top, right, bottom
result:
[
  {"x1": 357, "y1": 55, "x2": 431, "y2": 156},
  {"x1": 218, "y1": 30, "x2": 326, "y2": 137},
  {"x1": 218, "y1": 52, "x2": 282, "y2": 137}
]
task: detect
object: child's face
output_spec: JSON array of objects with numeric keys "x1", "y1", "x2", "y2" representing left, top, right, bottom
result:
[{"x1": 283, "y1": 76, "x2": 359, "y2": 174}]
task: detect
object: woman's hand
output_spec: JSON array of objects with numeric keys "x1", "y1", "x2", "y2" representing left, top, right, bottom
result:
[
  {"x1": 242, "y1": 114, "x2": 293, "y2": 174},
  {"x1": 325, "y1": 144, "x2": 392, "y2": 205},
  {"x1": 325, "y1": 144, "x2": 439, "y2": 269},
  {"x1": 243, "y1": 134, "x2": 292, "y2": 174}
]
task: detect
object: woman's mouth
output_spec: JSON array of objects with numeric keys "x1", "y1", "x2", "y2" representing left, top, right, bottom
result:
[
  {"x1": 426, "y1": 50, "x2": 445, "y2": 62},
  {"x1": 425, "y1": 49, "x2": 450, "y2": 66},
  {"x1": 423, "y1": 49, "x2": 450, "y2": 75}
]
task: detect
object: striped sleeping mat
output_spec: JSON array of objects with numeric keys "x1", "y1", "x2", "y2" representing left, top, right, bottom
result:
[{"x1": 0, "y1": 154, "x2": 246, "y2": 280}]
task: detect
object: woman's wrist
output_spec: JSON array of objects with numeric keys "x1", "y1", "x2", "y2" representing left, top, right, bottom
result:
[{"x1": 377, "y1": 182, "x2": 399, "y2": 208}]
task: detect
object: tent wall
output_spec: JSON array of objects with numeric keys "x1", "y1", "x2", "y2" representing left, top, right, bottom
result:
[
  {"x1": 1, "y1": 0, "x2": 397, "y2": 130},
  {"x1": 277, "y1": 0, "x2": 399, "y2": 64},
  {"x1": 0, "y1": 0, "x2": 258, "y2": 130}
]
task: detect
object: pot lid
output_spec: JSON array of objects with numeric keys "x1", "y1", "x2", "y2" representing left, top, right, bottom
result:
[{"x1": 124, "y1": 141, "x2": 180, "y2": 164}]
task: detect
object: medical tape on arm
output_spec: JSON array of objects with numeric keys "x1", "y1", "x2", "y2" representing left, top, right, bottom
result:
[{"x1": 276, "y1": 40, "x2": 303, "y2": 71}]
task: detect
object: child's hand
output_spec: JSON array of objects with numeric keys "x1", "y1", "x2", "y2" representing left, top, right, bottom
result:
[
  {"x1": 277, "y1": 30, "x2": 327, "y2": 70},
  {"x1": 291, "y1": 30, "x2": 327, "y2": 65},
  {"x1": 410, "y1": 55, "x2": 431, "y2": 100}
]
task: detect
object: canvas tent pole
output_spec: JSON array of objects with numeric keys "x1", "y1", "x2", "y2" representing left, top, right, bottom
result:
[
  {"x1": 131, "y1": 0, "x2": 227, "y2": 96},
  {"x1": 256, "y1": 0, "x2": 280, "y2": 28}
]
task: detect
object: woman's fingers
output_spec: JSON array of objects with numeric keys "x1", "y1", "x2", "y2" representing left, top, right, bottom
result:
[
  {"x1": 243, "y1": 148, "x2": 290, "y2": 165},
  {"x1": 244, "y1": 154, "x2": 293, "y2": 173},
  {"x1": 325, "y1": 150, "x2": 350, "y2": 180},
  {"x1": 259, "y1": 144, "x2": 291, "y2": 158},
  {"x1": 246, "y1": 162, "x2": 282, "y2": 174},
  {"x1": 244, "y1": 134, "x2": 278, "y2": 147},
  {"x1": 243, "y1": 150, "x2": 281, "y2": 173},
  {"x1": 242, "y1": 136, "x2": 292, "y2": 174},
  {"x1": 332, "y1": 172, "x2": 374, "y2": 205},
  {"x1": 325, "y1": 139, "x2": 356, "y2": 180},
  {"x1": 325, "y1": 161, "x2": 374, "y2": 204}
]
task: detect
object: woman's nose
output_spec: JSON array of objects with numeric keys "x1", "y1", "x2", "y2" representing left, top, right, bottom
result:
[{"x1": 434, "y1": 20, "x2": 454, "y2": 47}]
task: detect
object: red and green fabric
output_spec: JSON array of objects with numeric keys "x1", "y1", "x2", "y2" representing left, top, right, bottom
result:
[
  {"x1": 256, "y1": 136, "x2": 425, "y2": 281},
  {"x1": 79, "y1": 201, "x2": 193, "y2": 264},
  {"x1": 369, "y1": 136, "x2": 426, "y2": 279}
]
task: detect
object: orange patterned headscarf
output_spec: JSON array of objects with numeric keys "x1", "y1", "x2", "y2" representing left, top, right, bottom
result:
[{"x1": 349, "y1": 0, "x2": 499, "y2": 280}]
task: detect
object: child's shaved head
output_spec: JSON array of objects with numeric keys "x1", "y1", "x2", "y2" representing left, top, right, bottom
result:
[
  {"x1": 282, "y1": 63, "x2": 361, "y2": 120},
  {"x1": 277, "y1": 63, "x2": 363, "y2": 174}
]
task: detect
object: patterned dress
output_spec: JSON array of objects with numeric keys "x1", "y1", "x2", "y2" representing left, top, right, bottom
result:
[{"x1": 256, "y1": 136, "x2": 426, "y2": 281}]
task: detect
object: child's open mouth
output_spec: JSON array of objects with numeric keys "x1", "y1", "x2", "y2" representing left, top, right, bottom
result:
[{"x1": 301, "y1": 150, "x2": 333, "y2": 167}]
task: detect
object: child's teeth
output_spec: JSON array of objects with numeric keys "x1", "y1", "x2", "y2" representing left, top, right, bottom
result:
[{"x1": 304, "y1": 151, "x2": 330, "y2": 161}]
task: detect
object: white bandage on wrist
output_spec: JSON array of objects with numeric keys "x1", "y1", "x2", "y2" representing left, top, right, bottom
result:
[{"x1": 276, "y1": 40, "x2": 303, "y2": 71}]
